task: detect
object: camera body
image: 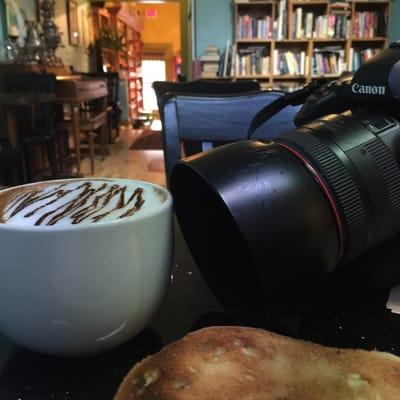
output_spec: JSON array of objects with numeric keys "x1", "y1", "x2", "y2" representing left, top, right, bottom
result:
[
  {"x1": 170, "y1": 45, "x2": 400, "y2": 319},
  {"x1": 295, "y1": 43, "x2": 400, "y2": 126}
]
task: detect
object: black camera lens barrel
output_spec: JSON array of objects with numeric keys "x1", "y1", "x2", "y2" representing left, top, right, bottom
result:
[{"x1": 171, "y1": 139, "x2": 340, "y2": 316}]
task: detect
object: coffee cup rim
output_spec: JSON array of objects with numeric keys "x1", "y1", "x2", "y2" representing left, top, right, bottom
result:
[{"x1": 0, "y1": 178, "x2": 172, "y2": 232}]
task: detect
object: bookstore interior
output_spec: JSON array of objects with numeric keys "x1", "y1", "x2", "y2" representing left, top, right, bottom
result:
[
  {"x1": 0, "y1": 0, "x2": 396, "y2": 119},
  {"x1": 198, "y1": 0, "x2": 394, "y2": 91},
  {"x1": 0, "y1": 0, "x2": 396, "y2": 179}
]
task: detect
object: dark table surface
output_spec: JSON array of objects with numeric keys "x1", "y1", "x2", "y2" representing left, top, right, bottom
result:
[
  {"x1": 0, "y1": 93, "x2": 56, "y2": 106},
  {"x1": 1, "y1": 223, "x2": 400, "y2": 400}
]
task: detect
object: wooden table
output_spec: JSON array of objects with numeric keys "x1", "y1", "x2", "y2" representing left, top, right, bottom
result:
[
  {"x1": 55, "y1": 77, "x2": 108, "y2": 174},
  {"x1": 0, "y1": 222, "x2": 400, "y2": 399},
  {"x1": 0, "y1": 76, "x2": 107, "y2": 175}
]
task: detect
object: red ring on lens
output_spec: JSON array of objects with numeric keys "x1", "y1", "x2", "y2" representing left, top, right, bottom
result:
[{"x1": 277, "y1": 142, "x2": 344, "y2": 260}]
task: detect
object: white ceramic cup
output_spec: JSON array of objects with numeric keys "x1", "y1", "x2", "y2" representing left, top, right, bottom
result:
[{"x1": 0, "y1": 178, "x2": 173, "y2": 356}]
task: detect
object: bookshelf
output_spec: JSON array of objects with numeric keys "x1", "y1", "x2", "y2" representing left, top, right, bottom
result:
[
  {"x1": 232, "y1": 0, "x2": 390, "y2": 89},
  {"x1": 92, "y1": 4, "x2": 143, "y2": 121},
  {"x1": 126, "y1": 26, "x2": 143, "y2": 120}
]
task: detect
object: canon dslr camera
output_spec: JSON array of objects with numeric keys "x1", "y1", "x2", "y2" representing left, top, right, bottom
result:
[{"x1": 170, "y1": 44, "x2": 400, "y2": 317}]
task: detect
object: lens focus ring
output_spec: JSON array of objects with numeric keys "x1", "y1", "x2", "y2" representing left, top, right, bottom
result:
[
  {"x1": 279, "y1": 131, "x2": 368, "y2": 262},
  {"x1": 364, "y1": 139, "x2": 400, "y2": 218}
]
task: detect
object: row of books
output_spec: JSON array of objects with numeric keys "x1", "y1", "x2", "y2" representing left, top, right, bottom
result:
[
  {"x1": 273, "y1": 50, "x2": 308, "y2": 76},
  {"x1": 197, "y1": 44, "x2": 381, "y2": 79},
  {"x1": 236, "y1": 9, "x2": 386, "y2": 40},
  {"x1": 292, "y1": 9, "x2": 350, "y2": 39},
  {"x1": 236, "y1": 47, "x2": 270, "y2": 76},
  {"x1": 352, "y1": 11, "x2": 386, "y2": 38},
  {"x1": 312, "y1": 47, "x2": 346, "y2": 76},
  {"x1": 237, "y1": 47, "x2": 374, "y2": 77},
  {"x1": 348, "y1": 47, "x2": 381, "y2": 71},
  {"x1": 236, "y1": 0, "x2": 287, "y2": 40},
  {"x1": 237, "y1": 15, "x2": 274, "y2": 39}
]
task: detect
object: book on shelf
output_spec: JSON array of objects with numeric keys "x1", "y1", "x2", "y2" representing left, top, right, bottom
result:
[
  {"x1": 193, "y1": 59, "x2": 202, "y2": 79},
  {"x1": 202, "y1": 62, "x2": 220, "y2": 72},
  {"x1": 230, "y1": 44, "x2": 237, "y2": 77},
  {"x1": 273, "y1": 49, "x2": 308, "y2": 76},
  {"x1": 222, "y1": 39, "x2": 231, "y2": 77},
  {"x1": 203, "y1": 45, "x2": 219, "y2": 53},
  {"x1": 200, "y1": 54, "x2": 221, "y2": 62},
  {"x1": 352, "y1": 11, "x2": 387, "y2": 38},
  {"x1": 295, "y1": 7, "x2": 303, "y2": 39},
  {"x1": 276, "y1": 0, "x2": 287, "y2": 40},
  {"x1": 236, "y1": 46, "x2": 270, "y2": 76},
  {"x1": 201, "y1": 65, "x2": 220, "y2": 78},
  {"x1": 200, "y1": 45, "x2": 220, "y2": 60},
  {"x1": 201, "y1": 71, "x2": 220, "y2": 79},
  {"x1": 312, "y1": 46, "x2": 345, "y2": 76},
  {"x1": 348, "y1": 47, "x2": 381, "y2": 71}
]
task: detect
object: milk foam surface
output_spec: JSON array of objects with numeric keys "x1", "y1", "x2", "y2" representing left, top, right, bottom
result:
[{"x1": 1, "y1": 180, "x2": 164, "y2": 227}]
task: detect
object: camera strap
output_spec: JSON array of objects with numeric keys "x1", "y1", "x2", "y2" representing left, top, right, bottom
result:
[{"x1": 247, "y1": 80, "x2": 327, "y2": 139}]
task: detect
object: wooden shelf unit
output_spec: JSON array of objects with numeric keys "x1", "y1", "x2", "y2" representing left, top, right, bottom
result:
[
  {"x1": 233, "y1": 0, "x2": 390, "y2": 88},
  {"x1": 127, "y1": 26, "x2": 143, "y2": 118},
  {"x1": 92, "y1": 4, "x2": 143, "y2": 121}
]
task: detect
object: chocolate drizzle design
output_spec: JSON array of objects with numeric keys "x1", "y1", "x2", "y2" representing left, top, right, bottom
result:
[{"x1": 2, "y1": 182, "x2": 145, "y2": 226}]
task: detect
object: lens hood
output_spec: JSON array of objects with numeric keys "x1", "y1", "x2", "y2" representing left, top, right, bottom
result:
[{"x1": 171, "y1": 140, "x2": 339, "y2": 318}]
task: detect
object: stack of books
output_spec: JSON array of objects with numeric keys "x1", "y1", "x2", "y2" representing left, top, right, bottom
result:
[
  {"x1": 200, "y1": 45, "x2": 221, "y2": 78},
  {"x1": 312, "y1": 46, "x2": 345, "y2": 76},
  {"x1": 352, "y1": 11, "x2": 386, "y2": 38},
  {"x1": 273, "y1": 50, "x2": 307, "y2": 76},
  {"x1": 349, "y1": 47, "x2": 381, "y2": 71},
  {"x1": 236, "y1": 46, "x2": 270, "y2": 77},
  {"x1": 292, "y1": 9, "x2": 350, "y2": 39}
]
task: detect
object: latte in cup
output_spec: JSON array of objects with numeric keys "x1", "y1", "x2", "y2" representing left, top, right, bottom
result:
[
  {"x1": 0, "y1": 178, "x2": 173, "y2": 356},
  {"x1": 0, "y1": 179, "x2": 167, "y2": 227}
]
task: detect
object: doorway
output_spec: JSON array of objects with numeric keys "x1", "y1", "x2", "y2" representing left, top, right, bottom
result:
[
  {"x1": 136, "y1": 1, "x2": 181, "y2": 114},
  {"x1": 142, "y1": 58, "x2": 166, "y2": 112}
]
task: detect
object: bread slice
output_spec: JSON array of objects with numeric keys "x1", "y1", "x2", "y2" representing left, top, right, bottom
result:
[{"x1": 114, "y1": 326, "x2": 400, "y2": 400}]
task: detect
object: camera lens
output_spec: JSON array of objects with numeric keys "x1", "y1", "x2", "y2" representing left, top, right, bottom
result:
[{"x1": 170, "y1": 112, "x2": 400, "y2": 317}]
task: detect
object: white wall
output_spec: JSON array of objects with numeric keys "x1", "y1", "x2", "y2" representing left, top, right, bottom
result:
[{"x1": 390, "y1": 0, "x2": 400, "y2": 42}]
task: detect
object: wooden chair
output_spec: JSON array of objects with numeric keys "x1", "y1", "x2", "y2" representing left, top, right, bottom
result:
[
  {"x1": 57, "y1": 91, "x2": 108, "y2": 175},
  {"x1": 81, "y1": 72, "x2": 121, "y2": 142}
]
